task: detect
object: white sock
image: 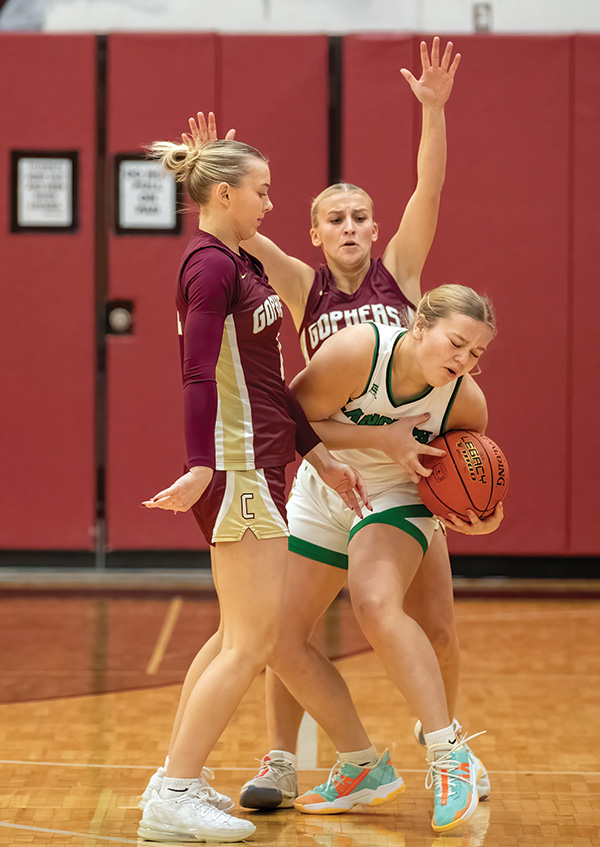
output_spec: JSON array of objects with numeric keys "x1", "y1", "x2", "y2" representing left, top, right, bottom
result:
[
  {"x1": 162, "y1": 755, "x2": 169, "y2": 772},
  {"x1": 424, "y1": 724, "x2": 457, "y2": 749},
  {"x1": 268, "y1": 749, "x2": 298, "y2": 768},
  {"x1": 338, "y1": 745, "x2": 379, "y2": 767},
  {"x1": 160, "y1": 777, "x2": 196, "y2": 799}
]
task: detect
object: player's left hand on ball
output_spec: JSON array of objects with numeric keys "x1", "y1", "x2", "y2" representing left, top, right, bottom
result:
[{"x1": 441, "y1": 501, "x2": 504, "y2": 535}]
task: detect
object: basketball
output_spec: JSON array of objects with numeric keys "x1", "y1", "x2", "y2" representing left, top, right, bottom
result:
[{"x1": 417, "y1": 430, "x2": 509, "y2": 521}]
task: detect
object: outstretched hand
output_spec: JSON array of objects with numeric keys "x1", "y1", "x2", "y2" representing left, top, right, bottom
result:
[
  {"x1": 142, "y1": 467, "x2": 213, "y2": 514},
  {"x1": 182, "y1": 110, "x2": 236, "y2": 148},
  {"x1": 400, "y1": 36, "x2": 461, "y2": 109}
]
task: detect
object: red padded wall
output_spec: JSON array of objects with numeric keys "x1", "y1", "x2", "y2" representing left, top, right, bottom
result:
[
  {"x1": 105, "y1": 35, "x2": 328, "y2": 549},
  {"x1": 343, "y1": 35, "x2": 571, "y2": 555},
  {"x1": 427, "y1": 36, "x2": 570, "y2": 556},
  {"x1": 570, "y1": 35, "x2": 600, "y2": 554},
  {"x1": 342, "y1": 36, "x2": 417, "y2": 250},
  {"x1": 0, "y1": 35, "x2": 97, "y2": 549}
]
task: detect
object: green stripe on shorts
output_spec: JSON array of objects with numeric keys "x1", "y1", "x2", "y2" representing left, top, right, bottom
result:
[
  {"x1": 288, "y1": 535, "x2": 349, "y2": 570},
  {"x1": 348, "y1": 504, "x2": 432, "y2": 555}
]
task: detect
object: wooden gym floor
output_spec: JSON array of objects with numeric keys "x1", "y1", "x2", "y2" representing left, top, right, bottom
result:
[{"x1": 0, "y1": 573, "x2": 599, "y2": 847}]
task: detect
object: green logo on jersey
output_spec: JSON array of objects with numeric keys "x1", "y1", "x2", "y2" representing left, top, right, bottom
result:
[
  {"x1": 342, "y1": 405, "x2": 433, "y2": 443},
  {"x1": 412, "y1": 427, "x2": 433, "y2": 444},
  {"x1": 342, "y1": 406, "x2": 394, "y2": 426}
]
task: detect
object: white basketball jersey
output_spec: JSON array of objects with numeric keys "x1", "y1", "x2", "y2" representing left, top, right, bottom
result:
[{"x1": 329, "y1": 323, "x2": 463, "y2": 494}]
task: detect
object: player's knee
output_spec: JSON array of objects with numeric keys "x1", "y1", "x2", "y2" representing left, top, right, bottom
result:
[
  {"x1": 266, "y1": 631, "x2": 304, "y2": 673},
  {"x1": 352, "y1": 589, "x2": 396, "y2": 637}
]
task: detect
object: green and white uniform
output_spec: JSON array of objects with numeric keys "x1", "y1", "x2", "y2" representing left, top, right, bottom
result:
[{"x1": 288, "y1": 322, "x2": 462, "y2": 569}]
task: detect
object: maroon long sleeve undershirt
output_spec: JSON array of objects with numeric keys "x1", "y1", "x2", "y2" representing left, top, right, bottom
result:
[{"x1": 179, "y1": 246, "x2": 320, "y2": 469}]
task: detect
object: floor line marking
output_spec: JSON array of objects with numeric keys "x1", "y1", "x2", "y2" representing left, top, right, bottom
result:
[
  {"x1": 145, "y1": 595, "x2": 183, "y2": 675},
  {"x1": 0, "y1": 820, "x2": 138, "y2": 844},
  {"x1": 88, "y1": 787, "x2": 113, "y2": 840},
  {"x1": 1, "y1": 759, "x2": 599, "y2": 777}
]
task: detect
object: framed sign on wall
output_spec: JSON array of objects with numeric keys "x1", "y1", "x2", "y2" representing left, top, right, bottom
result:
[
  {"x1": 114, "y1": 154, "x2": 182, "y2": 235},
  {"x1": 11, "y1": 151, "x2": 78, "y2": 233}
]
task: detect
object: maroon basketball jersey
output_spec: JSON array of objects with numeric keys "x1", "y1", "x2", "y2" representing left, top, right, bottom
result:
[
  {"x1": 177, "y1": 230, "x2": 296, "y2": 471},
  {"x1": 298, "y1": 258, "x2": 413, "y2": 362}
]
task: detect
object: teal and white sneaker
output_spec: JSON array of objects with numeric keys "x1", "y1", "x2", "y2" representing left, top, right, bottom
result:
[
  {"x1": 415, "y1": 720, "x2": 490, "y2": 800},
  {"x1": 294, "y1": 749, "x2": 405, "y2": 814},
  {"x1": 426, "y1": 739, "x2": 479, "y2": 832}
]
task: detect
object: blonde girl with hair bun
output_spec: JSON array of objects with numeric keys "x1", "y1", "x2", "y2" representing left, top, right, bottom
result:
[{"x1": 137, "y1": 130, "x2": 368, "y2": 843}]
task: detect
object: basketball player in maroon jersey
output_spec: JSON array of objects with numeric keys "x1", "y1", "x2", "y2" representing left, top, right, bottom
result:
[{"x1": 136, "y1": 136, "x2": 369, "y2": 843}]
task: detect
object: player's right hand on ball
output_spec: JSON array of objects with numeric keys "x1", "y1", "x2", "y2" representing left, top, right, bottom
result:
[
  {"x1": 379, "y1": 413, "x2": 446, "y2": 484},
  {"x1": 442, "y1": 502, "x2": 504, "y2": 535}
]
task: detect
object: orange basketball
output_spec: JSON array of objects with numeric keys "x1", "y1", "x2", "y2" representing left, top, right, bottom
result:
[{"x1": 417, "y1": 430, "x2": 509, "y2": 521}]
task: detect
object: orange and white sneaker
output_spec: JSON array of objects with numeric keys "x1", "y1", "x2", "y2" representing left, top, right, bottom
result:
[{"x1": 294, "y1": 749, "x2": 405, "y2": 815}]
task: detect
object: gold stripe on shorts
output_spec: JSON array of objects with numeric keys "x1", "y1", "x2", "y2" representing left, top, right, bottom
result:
[{"x1": 212, "y1": 469, "x2": 288, "y2": 543}]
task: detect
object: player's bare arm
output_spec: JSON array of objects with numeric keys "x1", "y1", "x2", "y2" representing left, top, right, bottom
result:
[
  {"x1": 239, "y1": 233, "x2": 314, "y2": 328},
  {"x1": 445, "y1": 373, "x2": 489, "y2": 435},
  {"x1": 382, "y1": 37, "x2": 460, "y2": 305},
  {"x1": 290, "y1": 324, "x2": 376, "y2": 422},
  {"x1": 311, "y1": 413, "x2": 446, "y2": 485}
]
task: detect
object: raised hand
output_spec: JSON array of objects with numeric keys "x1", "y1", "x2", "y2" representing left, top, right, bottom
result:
[
  {"x1": 400, "y1": 36, "x2": 461, "y2": 109},
  {"x1": 181, "y1": 110, "x2": 236, "y2": 148}
]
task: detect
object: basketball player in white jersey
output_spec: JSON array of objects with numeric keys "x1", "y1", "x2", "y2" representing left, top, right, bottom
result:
[{"x1": 265, "y1": 284, "x2": 499, "y2": 832}]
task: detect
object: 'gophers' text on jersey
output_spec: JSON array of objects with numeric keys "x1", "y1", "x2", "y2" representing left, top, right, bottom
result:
[
  {"x1": 305, "y1": 303, "x2": 402, "y2": 352},
  {"x1": 253, "y1": 294, "x2": 283, "y2": 333}
]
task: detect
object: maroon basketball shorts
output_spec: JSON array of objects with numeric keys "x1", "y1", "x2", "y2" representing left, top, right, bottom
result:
[{"x1": 192, "y1": 466, "x2": 289, "y2": 545}]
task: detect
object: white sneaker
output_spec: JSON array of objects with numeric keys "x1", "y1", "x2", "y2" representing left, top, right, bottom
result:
[
  {"x1": 239, "y1": 754, "x2": 298, "y2": 809},
  {"x1": 138, "y1": 766, "x2": 165, "y2": 811},
  {"x1": 414, "y1": 720, "x2": 491, "y2": 800},
  {"x1": 139, "y1": 766, "x2": 234, "y2": 812},
  {"x1": 138, "y1": 781, "x2": 256, "y2": 843}
]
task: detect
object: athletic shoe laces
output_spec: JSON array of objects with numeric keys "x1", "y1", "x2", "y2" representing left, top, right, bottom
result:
[
  {"x1": 425, "y1": 730, "x2": 485, "y2": 798},
  {"x1": 199, "y1": 767, "x2": 227, "y2": 803},
  {"x1": 318, "y1": 760, "x2": 345, "y2": 793},
  {"x1": 255, "y1": 756, "x2": 295, "y2": 778},
  {"x1": 175, "y1": 784, "x2": 235, "y2": 824}
]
